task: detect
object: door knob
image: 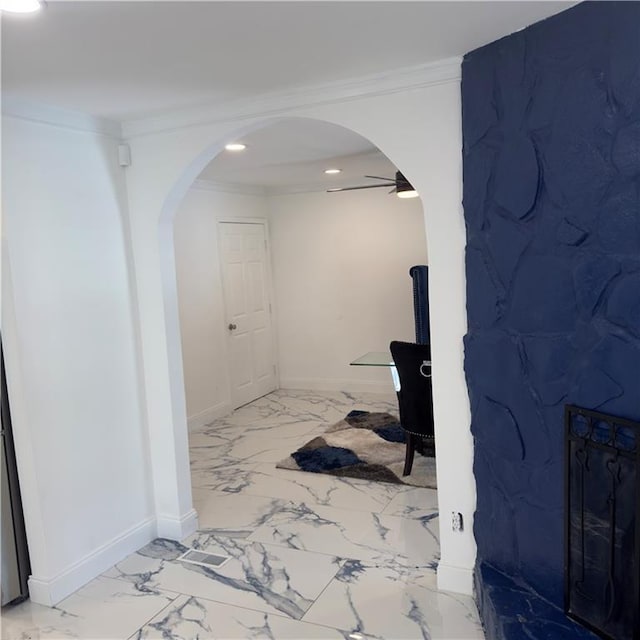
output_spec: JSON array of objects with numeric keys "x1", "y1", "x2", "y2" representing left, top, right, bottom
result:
[{"x1": 228, "y1": 323, "x2": 237, "y2": 331}]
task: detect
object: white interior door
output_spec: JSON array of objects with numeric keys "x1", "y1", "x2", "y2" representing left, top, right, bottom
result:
[{"x1": 219, "y1": 222, "x2": 277, "y2": 409}]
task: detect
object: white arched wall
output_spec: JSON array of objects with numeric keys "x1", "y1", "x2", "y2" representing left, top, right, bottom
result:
[{"x1": 124, "y1": 76, "x2": 475, "y2": 594}]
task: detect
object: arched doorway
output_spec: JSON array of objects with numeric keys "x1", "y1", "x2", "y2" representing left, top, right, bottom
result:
[
  {"x1": 128, "y1": 91, "x2": 474, "y2": 596},
  {"x1": 154, "y1": 118, "x2": 432, "y2": 520}
]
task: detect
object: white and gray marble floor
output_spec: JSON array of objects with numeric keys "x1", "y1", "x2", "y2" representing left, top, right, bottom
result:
[{"x1": 1, "y1": 389, "x2": 484, "y2": 639}]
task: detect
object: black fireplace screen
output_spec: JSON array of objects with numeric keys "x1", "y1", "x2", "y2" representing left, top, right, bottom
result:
[{"x1": 565, "y1": 405, "x2": 640, "y2": 639}]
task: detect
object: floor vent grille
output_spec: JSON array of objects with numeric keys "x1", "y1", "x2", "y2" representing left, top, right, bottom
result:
[{"x1": 178, "y1": 548, "x2": 230, "y2": 569}]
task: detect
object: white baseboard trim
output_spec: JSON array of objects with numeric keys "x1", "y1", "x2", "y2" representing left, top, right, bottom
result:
[
  {"x1": 279, "y1": 377, "x2": 392, "y2": 394},
  {"x1": 28, "y1": 516, "x2": 156, "y2": 606},
  {"x1": 156, "y1": 508, "x2": 199, "y2": 541},
  {"x1": 437, "y1": 562, "x2": 474, "y2": 596},
  {"x1": 187, "y1": 402, "x2": 231, "y2": 431}
]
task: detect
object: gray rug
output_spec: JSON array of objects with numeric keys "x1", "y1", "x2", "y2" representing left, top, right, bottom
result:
[{"x1": 276, "y1": 410, "x2": 437, "y2": 488}]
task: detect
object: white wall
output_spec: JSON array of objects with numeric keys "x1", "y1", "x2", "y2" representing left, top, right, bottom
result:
[
  {"x1": 267, "y1": 188, "x2": 427, "y2": 391},
  {"x1": 1, "y1": 116, "x2": 154, "y2": 605},
  {"x1": 173, "y1": 186, "x2": 268, "y2": 427}
]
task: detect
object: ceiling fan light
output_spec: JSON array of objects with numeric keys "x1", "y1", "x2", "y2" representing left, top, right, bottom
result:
[
  {"x1": 324, "y1": 168, "x2": 341, "y2": 175},
  {"x1": 0, "y1": 0, "x2": 43, "y2": 12},
  {"x1": 397, "y1": 189, "x2": 419, "y2": 199}
]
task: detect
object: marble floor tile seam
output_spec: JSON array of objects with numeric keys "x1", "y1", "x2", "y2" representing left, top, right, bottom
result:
[
  {"x1": 203, "y1": 405, "x2": 395, "y2": 423},
  {"x1": 214, "y1": 485, "x2": 397, "y2": 515},
  {"x1": 102, "y1": 565, "x2": 200, "y2": 601},
  {"x1": 123, "y1": 592, "x2": 185, "y2": 640},
  {"x1": 101, "y1": 560, "x2": 348, "y2": 621},
  {"x1": 250, "y1": 498, "x2": 439, "y2": 533},
  {"x1": 190, "y1": 460, "x2": 262, "y2": 476},
  {"x1": 190, "y1": 465, "x2": 410, "y2": 512},
  {"x1": 189, "y1": 439, "x2": 326, "y2": 463},
  {"x1": 243, "y1": 532, "x2": 441, "y2": 571},
  {"x1": 192, "y1": 432, "x2": 325, "y2": 444},
  {"x1": 172, "y1": 519, "x2": 440, "y2": 573},
  {"x1": 196, "y1": 414, "x2": 336, "y2": 426},
  {"x1": 200, "y1": 409, "x2": 337, "y2": 425},
  {"x1": 190, "y1": 459, "x2": 267, "y2": 472},
  {"x1": 296, "y1": 569, "x2": 353, "y2": 630},
  {"x1": 126, "y1": 590, "x2": 350, "y2": 640},
  {"x1": 192, "y1": 486, "x2": 297, "y2": 500},
  {"x1": 188, "y1": 525, "x2": 358, "y2": 564},
  {"x1": 249, "y1": 463, "x2": 416, "y2": 493},
  {"x1": 201, "y1": 476, "x2": 402, "y2": 514},
  {"x1": 246, "y1": 506, "x2": 440, "y2": 569},
  {"x1": 196, "y1": 427, "x2": 327, "y2": 443},
  {"x1": 193, "y1": 420, "x2": 327, "y2": 435}
]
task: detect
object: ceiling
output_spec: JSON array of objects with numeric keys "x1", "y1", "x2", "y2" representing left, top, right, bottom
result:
[
  {"x1": 3, "y1": 1, "x2": 574, "y2": 122},
  {"x1": 2, "y1": 1, "x2": 575, "y2": 192},
  {"x1": 198, "y1": 119, "x2": 397, "y2": 193}
]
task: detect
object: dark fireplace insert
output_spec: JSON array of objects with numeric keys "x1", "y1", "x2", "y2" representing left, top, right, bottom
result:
[{"x1": 565, "y1": 405, "x2": 640, "y2": 639}]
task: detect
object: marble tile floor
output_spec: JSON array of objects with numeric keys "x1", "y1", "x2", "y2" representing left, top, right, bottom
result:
[{"x1": 2, "y1": 389, "x2": 484, "y2": 640}]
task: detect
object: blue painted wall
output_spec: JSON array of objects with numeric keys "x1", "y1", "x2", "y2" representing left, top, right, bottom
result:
[{"x1": 462, "y1": 1, "x2": 640, "y2": 607}]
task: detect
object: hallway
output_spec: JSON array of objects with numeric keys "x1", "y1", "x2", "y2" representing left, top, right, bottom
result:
[{"x1": 2, "y1": 390, "x2": 483, "y2": 639}]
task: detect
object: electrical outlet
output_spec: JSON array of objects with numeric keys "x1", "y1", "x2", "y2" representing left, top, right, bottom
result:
[{"x1": 451, "y1": 512, "x2": 464, "y2": 532}]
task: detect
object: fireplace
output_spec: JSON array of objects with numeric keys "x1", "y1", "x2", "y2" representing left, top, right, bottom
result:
[{"x1": 565, "y1": 405, "x2": 640, "y2": 639}]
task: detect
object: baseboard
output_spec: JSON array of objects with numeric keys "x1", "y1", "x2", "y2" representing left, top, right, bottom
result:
[
  {"x1": 437, "y1": 561, "x2": 474, "y2": 595},
  {"x1": 279, "y1": 377, "x2": 392, "y2": 394},
  {"x1": 28, "y1": 516, "x2": 156, "y2": 606},
  {"x1": 187, "y1": 401, "x2": 231, "y2": 431},
  {"x1": 156, "y1": 508, "x2": 199, "y2": 541}
]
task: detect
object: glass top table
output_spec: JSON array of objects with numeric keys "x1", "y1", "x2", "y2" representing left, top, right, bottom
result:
[
  {"x1": 349, "y1": 351, "x2": 395, "y2": 367},
  {"x1": 350, "y1": 351, "x2": 399, "y2": 390},
  {"x1": 350, "y1": 351, "x2": 431, "y2": 392}
]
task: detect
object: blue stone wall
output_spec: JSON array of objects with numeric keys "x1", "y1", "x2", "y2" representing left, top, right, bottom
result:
[{"x1": 462, "y1": 1, "x2": 640, "y2": 607}]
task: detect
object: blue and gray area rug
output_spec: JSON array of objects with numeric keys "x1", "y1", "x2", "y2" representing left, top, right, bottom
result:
[{"x1": 277, "y1": 410, "x2": 437, "y2": 488}]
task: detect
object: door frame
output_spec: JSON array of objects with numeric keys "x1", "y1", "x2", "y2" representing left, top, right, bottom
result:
[{"x1": 215, "y1": 216, "x2": 280, "y2": 408}]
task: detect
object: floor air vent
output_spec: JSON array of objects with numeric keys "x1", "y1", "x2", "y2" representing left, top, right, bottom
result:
[{"x1": 178, "y1": 548, "x2": 230, "y2": 569}]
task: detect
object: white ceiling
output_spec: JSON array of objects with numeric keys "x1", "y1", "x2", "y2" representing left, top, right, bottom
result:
[
  {"x1": 2, "y1": 0, "x2": 575, "y2": 192},
  {"x1": 2, "y1": 1, "x2": 574, "y2": 122}
]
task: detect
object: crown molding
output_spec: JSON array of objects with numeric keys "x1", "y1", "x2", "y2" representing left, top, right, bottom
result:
[
  {"x1": 191, "y1": 179, "x2": 267, "y2": 197},
  {"x1": 122, "y1": 56, "x2": 462, "y2": 139},
  {"x1": 2, "y1": 97, "x2": 122, "y2": 139},
  {"x1": 1, "y1": 56, "x2": 461, "y2": 141}
]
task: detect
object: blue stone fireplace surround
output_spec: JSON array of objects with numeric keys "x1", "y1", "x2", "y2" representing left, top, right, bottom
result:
[{"x1": 461, "y1": 1, "x2": 640, "y2": 637}]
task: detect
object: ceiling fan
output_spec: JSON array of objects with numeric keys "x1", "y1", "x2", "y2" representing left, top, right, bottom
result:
[{"x1": 327, "y1": 171, "x2": 419, "y2": 199}]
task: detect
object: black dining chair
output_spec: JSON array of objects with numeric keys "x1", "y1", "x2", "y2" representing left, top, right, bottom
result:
[{"x1": 389, "y1": 340, "x2": 435, "y2": 476}]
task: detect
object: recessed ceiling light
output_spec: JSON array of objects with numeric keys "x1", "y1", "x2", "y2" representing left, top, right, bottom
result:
[
  {"x1": 0, "y1": 0, "x2": 43, "y2": 12},
  {"x1": 324, "y1": 168, "x2": 341, "y2": 175},
  {"x1": 225, "y1": 143, "x2": 246, "y2": 152}
]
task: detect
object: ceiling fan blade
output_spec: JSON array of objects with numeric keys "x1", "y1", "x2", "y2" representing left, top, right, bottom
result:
[
  {"x1": 388, "y1": 187, "x2": 397, "y2": 194},
  {"x1": 327, "y1": 183, "x2": 395, "y2": 192},
  {"x1": 364, "y1": 175, "x2": 394, "y2": 181}
]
